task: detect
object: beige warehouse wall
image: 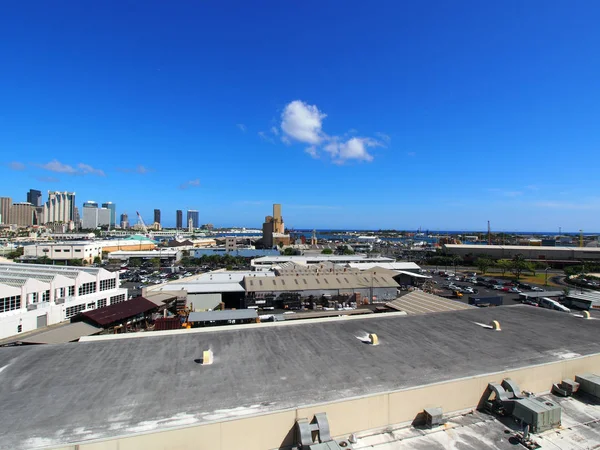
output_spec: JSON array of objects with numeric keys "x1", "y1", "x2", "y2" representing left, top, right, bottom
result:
[{"x1": 51, "y1": 353, "x2": 600, "y2": 450}]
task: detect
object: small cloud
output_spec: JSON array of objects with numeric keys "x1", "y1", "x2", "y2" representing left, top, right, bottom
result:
[
  {"x1": 36, "y1": 176, "x2": 60, "y2": 183},
  {"x1": 270, "y1": 126, "x2": 279, "y2": 136},
  {"x1": 237, "y1": 123, "x2": 247, "y2": 133},
  {"x1": 117, "y1": 165, "x2": 152, "y2": 174},
  {"x1": 281, "y1": 100, "x2": 326, "y2": 145},
  {"x1": 258, "y1": 131, "x2": 275, "y2": 144},
  {"x1": 281, "y1": 135, "x2": 291, "y2": 145},
  {"x1": 39, "y1": 160, "x2": 77, "y2": 174},
  {"x1": 7, "y1": 161, "x2": 26, "y2": 171},
  {"x1": 179, "y1": 179, "x2": 201, "y2": 190},
  {"x1": 77, "y1": 163, "x2": 105, "y2": 176},
  {"x1": 305, "y1": 146, "x2": 319, "y2": 159},
  {"x1": 374, "y1": 132, "x2": 391, "y2": 143},
  {"x1": 37, "y1": 159, "x2": 104, "y2": 176}
]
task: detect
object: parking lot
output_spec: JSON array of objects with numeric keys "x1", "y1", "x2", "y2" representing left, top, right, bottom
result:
[{"x1": 423, "y1": 270, "x2": 556, "y2": 307}]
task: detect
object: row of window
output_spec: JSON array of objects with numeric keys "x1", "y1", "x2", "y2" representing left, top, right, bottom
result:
[
  {"x1": 65, "y1": 304, "x2": 86, "y2": 318},
  {"x1": 78, "y1": 282, "x2": 97, "y2": 296},
  {"x1": 0, "y1": 296, "x2": 21, "y2": 313},
  {"x1": 100, "y1": 279, "x2": 116, "y2": 291},
  {"x1": 110, "y1": 294, "x2": 126, "y2": 304}
]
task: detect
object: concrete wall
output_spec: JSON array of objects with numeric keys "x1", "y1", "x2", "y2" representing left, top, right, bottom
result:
[{"x1": 49, "y1": 353, "x2": 600, "y2": 450}]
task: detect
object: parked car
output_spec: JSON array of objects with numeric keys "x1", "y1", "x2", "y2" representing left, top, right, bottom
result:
[
  {"x1": 509, "y1": 287, "x2": 522, "y2": 294},
  {"x1": 531, "y1": 286, "x2": 544, "y2": 292},
  {"x1": 492, "y1": 285, "x2": 504, "y2": 290},
  {"x1": 463, "y1": 287, "x2": 475, "y2": 294}
]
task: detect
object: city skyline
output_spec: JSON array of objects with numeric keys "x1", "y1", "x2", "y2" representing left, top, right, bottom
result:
[{"x1": 1, "y1": 2, "x2": 600, "y2": 231}]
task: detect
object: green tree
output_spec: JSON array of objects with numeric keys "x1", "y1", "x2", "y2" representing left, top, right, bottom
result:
[
  {"x1": 93, "y1": 256, "x2": 102, "y2": 265},
  {"x1": 129, "y1": 258, "x2": 142, "y2": 267},
  {"x1": 149, "y1": 258, "x2": 161, "y2": 268},
  {"x1": 475, "y1": 257, "x2": 493, "y2": 275},
  {"x1": 321, "y1": 248, "x2": 333, "y2": 255},
  {"x1": 496, "y1": 259, "x2": 512, "y2": 277},
  {"x1": 68, "y1": 259, "x2": 83, "y2": 266},
  {"x1": 510, "y1": 254, "x2": 528, "y2": 280}
]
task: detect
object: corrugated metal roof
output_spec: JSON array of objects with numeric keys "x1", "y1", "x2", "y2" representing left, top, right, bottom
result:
[
  {"x1": 244, "y1": 273, "x2": 399, "y2": 292},
  {"x1": 188, "y1": 309, "x2": 258, "y2": 322},
  {"x1": 158, "y1": 282, "x2": 245, "y2": 293},
  {"x1": 18, "y1": 322, "x2": 102, "y2": 344},
  {"x1": 77, "y1": 297, "x2": 158, "y2": 327},
  {"x1": 386, "y1": 291, "x2": 474, "y2": 315}
]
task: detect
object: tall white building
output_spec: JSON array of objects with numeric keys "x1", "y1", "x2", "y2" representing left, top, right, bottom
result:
[
  {"x1": 81, "y1": 201, "x2": 110, "y2": 229},
  {"x1": 44, "y1": 191, "x2": 76, "y2": 225},
  {"x1": 0, "y1": 262, "x2": 127, "y2": 339}
]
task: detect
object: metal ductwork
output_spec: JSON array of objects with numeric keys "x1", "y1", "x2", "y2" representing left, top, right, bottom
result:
[{"x1": 295, "y1": 412, "x2": 354, "y2": 450}]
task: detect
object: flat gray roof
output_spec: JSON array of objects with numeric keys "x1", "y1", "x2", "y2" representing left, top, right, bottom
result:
[
  {"x1": 17, "y1": 322, "x2": 102, "y2": 345},
  {"x1": 2, "y1": 306, "x2": 600, "y2": 449},
  {"x1": 386, "y1": 291, "x2": 474, "y2": 315}
]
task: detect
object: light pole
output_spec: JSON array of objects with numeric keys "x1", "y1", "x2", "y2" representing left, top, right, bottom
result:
[{"x1": 545, "y1": 266, "x2": 548, "y2": 286}]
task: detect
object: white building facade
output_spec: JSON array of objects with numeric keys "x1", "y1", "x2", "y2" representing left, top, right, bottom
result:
[
  {"x1": 23, "y1": 242, "x2": 103, "y2": 264},
  {"x1": 44, "y1": 191, "x2": 76, "y2": 225},
  {"x1": 0, "y1": 263, "x2": 127, "y2": 340}
]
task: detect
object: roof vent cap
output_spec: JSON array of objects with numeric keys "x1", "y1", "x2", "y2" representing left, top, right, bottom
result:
[{"x1": 490, "y1": 320, "x2": 501, "y2": 331}]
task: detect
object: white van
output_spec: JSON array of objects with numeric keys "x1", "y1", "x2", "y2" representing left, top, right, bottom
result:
[{"x1": 539, "y1": 297, "x2": 570, "y2": 313}]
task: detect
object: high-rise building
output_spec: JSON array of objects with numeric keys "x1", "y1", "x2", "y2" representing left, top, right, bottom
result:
[
  {"x1": 81, "y1": 201, "x2": 98, "y2": 229},
  {"x1": 10, "y1": 202, "x2": 35, "y2": 227},
  {"x1": 262, "y1": 203, "x2": 288, "y2": 248},
  {"x1": 26, "y1": 189, "x2": 42, "y2": 207},
  {"x1": 120, "y1": 213, "x2": 129, "y2": 229},
  {"x1": 0, "y1": 197, "x2": 11, "y2": 225},
  {"x1": 272, "y1": 203, "x2": 284, "y2": 234},
  {"x1": 101, "y1": 202, "x2": 116, "y2": 227},
  {"x1": 187, "y1": 210, "x2": 199, "y2": 229},
  {"x1": 154, "y1": 209, "x2": 161, "y2": 225},
  {"x1": 98, "y1": 208, "x2": 111, "y2": 227},
  {"x1": 176, "y1": 210, "x2": 183, "y2": 229},
  {"x1": 44, "y1": 191, "x2": 76, "y2": 224}
]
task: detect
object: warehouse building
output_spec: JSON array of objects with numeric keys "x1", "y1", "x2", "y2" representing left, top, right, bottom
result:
[
  {"x1": 244, "y1": 272, "x2": 399, "y2": 308},
  {"x1": 2, "y1": 306, "x2": 600, "y2": 449},
  {"x1": 0, "y1": 262, "x2": 126, "y2": 339},
  {"x1": 251, "y1": 254, "x2": 395, "y2": 271},
  {"x1": 444, "y1": 243, "x2": 600, "y2": 261}
]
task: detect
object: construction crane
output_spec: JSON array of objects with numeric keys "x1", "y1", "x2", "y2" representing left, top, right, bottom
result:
[{"x1": 136, "y1": 211, "x2": 153, "y2": 238}]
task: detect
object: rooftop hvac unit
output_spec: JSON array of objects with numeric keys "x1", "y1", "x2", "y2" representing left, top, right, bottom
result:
[
  {"x1": 552, "y1": 379, "x2": 580, "y2": 397},
  {"x1": 512, "y1": 398, "x2": 561, "y2": 433},
  {"x1": 575, "y1": 374, "x2": 600, "y2": 399},
  {"x1": 424, "y1": 407, "x2": 444, "y2": 427}
]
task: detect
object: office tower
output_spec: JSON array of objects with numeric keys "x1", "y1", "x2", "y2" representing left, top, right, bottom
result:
[
  {"x1": 176, "y1": 210, "x2": 183, "y2": 229},
  {"x1": 33, "y1": 207, "x2": 44, "y2": 225},
  {"x1": 187, "y1": 210, "x2": 199, "y2": 229},
  {"x1": 26, "y1": 189, "x2": 42, "y2": 207},
  {"x1": 0, "y1": 197, "x2": 11, "y2": 225},
  {"x1": 262, "y1": 203, "x2": 287, "y2": 248},
  {"x1": 44, "y1": 191, "x2": 76, "y2": 224},
  {"x1": 10, "y1": 202, "x2": 35, "y2": 227},
  {"x1": 98, "y1": 208, "x2": 111, "y2": 227},
  {"x1": 154, "y1": 209, "x2": 161, "y2": 225},
  {"x1": 272, "y1": 203, "x2": 284, "y2": 233},
  {"x1": 81, "y1": 201, "x2": 99, "y2": 229},
  {"x1": 101, "y1": 202, "x2": 116, "y2": 227},
  {"x1": 120, "y1": 213, "x2": 129, "y2": 229}
]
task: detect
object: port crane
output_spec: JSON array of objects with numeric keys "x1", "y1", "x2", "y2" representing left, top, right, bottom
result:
[{"x1": 136, "y1": 211, "x2": 153, "y2": 239}]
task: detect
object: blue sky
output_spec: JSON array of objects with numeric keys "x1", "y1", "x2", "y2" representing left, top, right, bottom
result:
[{"x1": 1, "y1": 1, "x2": 599, "y2": 231}]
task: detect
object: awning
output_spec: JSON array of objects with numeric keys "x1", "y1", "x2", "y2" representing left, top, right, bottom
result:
[{"x1": 18, "y1": 322, "x2": 102, "y2": 344}]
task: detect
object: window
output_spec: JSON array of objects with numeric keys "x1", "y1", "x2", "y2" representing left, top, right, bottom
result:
[
  {"x1": 17, "y1": 325, "x2": 22, "y2": 333},
  {"x1": 99, "y1": 279, "x2": 116, "y2": 291},
  {"x1": 55, "y1": 249, "x2": 61, "y2": 252},
  {"x1": 110, "y1": 294, "x2": 126, "y2": 305},
  {"x1": 66, "y1": 304, "x2": 86, "y2": 318},
  {"x1": 74, "y1": 249, "x2": 81, "y2": 253},
  {"x1": 87, "y1": 302, "x2": 95, "y2": 309},
  {"x1": 0, "y1": 295, "x2": 21, "y2": 313},
  {"x1": 31, "y1": 292, "x2": 38, "y2": 303},
  {"x1": 68, "y1": 286, "x2": 75, "y2": 297},
  {"x1": 42, "y1": 290, "x2": 50, "y2": 302},
  {"x1": 97, "y1": 298, "x2": 107, "y2": 308},
  {"x1": 78, "y1": 282, "x2": 96, "y2": 296}
]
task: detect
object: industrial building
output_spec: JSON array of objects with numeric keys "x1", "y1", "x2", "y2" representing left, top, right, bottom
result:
[
  {"x1": 244, "y1": 272, "x2": 400, "y2": 307},
  {"x1": 251, "y1": 254, "x2": 396, "y2": 271},
  {"x1": 190, "y1": 247, "x2": 280, "y2": 258},
  {"x1": 107, "y1": 248, "x2": 182, "y2": 264},
  {"x1": 0, "y1": 262, "x2": 126, "y2": 340},
  {"x1": 22, "y1": 236, "x2": 157, "y2": 263},
  {"x1": 2, "y1": 306, "x2": 600, "y2": 449},
  {"x1": 444, "y1": 243, "x2": 600, "y2": 261}
]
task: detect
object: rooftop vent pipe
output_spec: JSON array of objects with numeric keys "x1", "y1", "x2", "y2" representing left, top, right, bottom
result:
[
  {"x1": 490, "y1": 320, "x2": 501, "y2": 331},
  {"x1": 202, "y1": 349, "x2": 213, "y2": 365},
  {"x1": 369, "y1": 333, "x2": 379, "y2": 345}
]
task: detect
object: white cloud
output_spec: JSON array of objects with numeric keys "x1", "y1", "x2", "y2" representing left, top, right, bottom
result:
[
  {"x1": 40, "y1": 160, "x2": 77, "y2": 174},
  {"x1": 374, "y1": 132, "x2": 391, "y2": 143},
  {"x1": 7, "y1": 161, "x2": 25, "y2": 171},
  {"x1": 277, "y1": 100, "x2": 389, "y2": 164},
  {"x1": 281, "y1": 100, "x2": 326, "y2": 145},
  {"x1": 270, "y1": 126, "x2": 279, "y2": 136},
  {"x1": 305, "y1": 146, "x2": 319, "y2": 159},
  {"x1": 117, "y1": 165, "x2": 152, "y2": 174},
  {"x1": 77, "y1": 163, "x2": 105, "y2": 176},
  {"x1": 179, "y1": 179, "x2": 201, "y2": 190},
  {"x1": 258, "y1": 131, "x2": 275, "y2": 144},
  {"x1": 236, "y1": 123, "x2": 247, "y2": 132}
]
